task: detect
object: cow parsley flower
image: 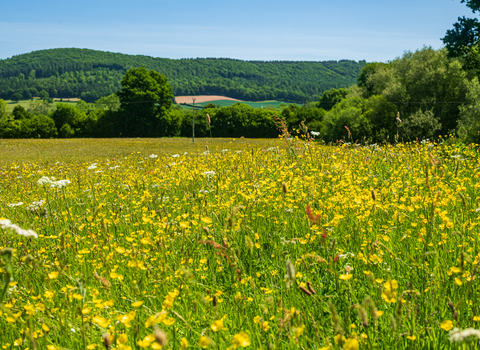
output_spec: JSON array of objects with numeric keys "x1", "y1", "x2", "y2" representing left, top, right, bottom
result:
[
  {"x1": 449, "y1": 328, "x2": 480, "y2": 342},
  {"x1": 204, "y1": 171, "x2": 215, "y2": 180},
  {"x1": 26, "y1": 200, "x2": 45, "y2": 211},
  {"x1": 8, "y1": 202, "x2": 23, "y2": 208},
  {"x1": 87, "y1": 163, "x2": 98, "y2": 170},
  {"x1": 310, "y1": 131, "x2": 320, "y2": 137},
  {"x1": 0, "y1": 219, "x2": 38, "y2": 238},
  {"x1": 37, "y1": 177, "x2": 70, "y2": 188},
  {"x1": 149, "y1": 154, "x2": 158, "y2": 158}
]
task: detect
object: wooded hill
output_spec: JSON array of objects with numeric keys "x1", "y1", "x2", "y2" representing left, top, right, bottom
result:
[{"x1": 0, "y1": 48, "x2": 366, "y2": 103}]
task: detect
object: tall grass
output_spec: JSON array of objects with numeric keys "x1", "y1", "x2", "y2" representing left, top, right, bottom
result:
[{"x1": 1, "y1": 137, "x2": 479, "y2": 349}]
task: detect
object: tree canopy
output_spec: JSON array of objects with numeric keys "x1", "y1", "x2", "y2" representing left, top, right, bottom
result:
[
  {"x1": 117, "y1": 67, "x2": 174, "y2": 137},
  {"x1": 443, "y1": 0, "x2": 480, "y2": 69}
]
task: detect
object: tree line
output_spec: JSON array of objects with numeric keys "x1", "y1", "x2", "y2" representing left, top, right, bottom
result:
[
  {"x1": 2, "y1": 44, "x2": 480, "y2": 144},
  {"x1": 0, "y1": 48, "x2": 365, "y2": 103}
]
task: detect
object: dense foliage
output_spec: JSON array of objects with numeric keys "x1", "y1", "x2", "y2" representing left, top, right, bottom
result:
[
  {"x1": 443, "y1": 0, "x2": 480, "y2": 69},
  {"x1": 0, "y1": 48, "x2": 365, "y2": 103},
  {"x1": 2, "y1": 47, "x2": 480, "y2": 143}
]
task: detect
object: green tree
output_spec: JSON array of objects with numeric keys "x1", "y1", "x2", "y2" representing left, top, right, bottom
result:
[
  {"x1": 318, "y1": 88, "x2": 348, "y2": 111},
  {"x1": 442, "y1": 1, "x2": 480, "y2": 69},
  {"x1": 11, "y1": 92, "x2": 22, "y2": 102},
  {"x1": 0, "y1": 99, "x2": 7, "y2": 117},
  {"x1": 117, "y1": 67, "x2": 174, "y2": 137},
  {"x1": 12, "y1": 106, "x2": 31, "y2": 120},
  {"x1": 50, "y1": 103, "x2": 86, "y2": 137},
  {"x1": 359, "y1": 47, "x2": 469, "y2": 133},
  {"x1": 38, "y1": 90, "x2": 49, "y2": 100},
  {"x1": 95, "y1": 93, "x2": 120, "y2": 111}
]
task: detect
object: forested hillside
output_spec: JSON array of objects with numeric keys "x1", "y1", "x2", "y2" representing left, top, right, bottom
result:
[{"x1": 0, "y1": 48, "x2": 365, "y2": 102}]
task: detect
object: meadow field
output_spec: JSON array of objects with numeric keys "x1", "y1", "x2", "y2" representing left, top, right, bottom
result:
[
  {"x1": 178, "y1": 100, "x2": 291, "y2": 110},
  {"x1": 1, "y1": 136, "x2": 480, "y2": 349},
  {"x1": 5, "y1": 98, "x2": 78, "y2": 113}
]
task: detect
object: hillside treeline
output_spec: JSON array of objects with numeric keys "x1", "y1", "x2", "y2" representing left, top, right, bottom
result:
[
  {"x1": 0, "y1": 48, "x2": 365, "y2": 103},
  {"x1": 2, "y1": 47, "x2": 480, "y2": 143}
]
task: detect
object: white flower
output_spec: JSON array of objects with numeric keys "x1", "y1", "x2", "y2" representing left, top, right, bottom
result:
[
  {"x1": 198, "y1": 189, "x2": 209, "y2": 194},
  {"x1": 310, "y1": 131, "x2": 320, "y2": 137},
  {"x1": 171, "y1": 154, "x2": 180, "y2": 158},
  {"x1": 149, "y1": 154, "x2": 158, "y2": 158},
  {"x1": 449, "y1": 328, "x2": 480, "y2": 342},
  {"x1": 339, "y1": 252, "x2": 355, "y2": 259},
  {"x1": 204, "y1": 171, "x2": 216, "y2": 179},
  {"x1": 221, "y1": 149, "x2": 229, "y2": 152},
  {"x1": 202, "y1": 151, "x2": 210, "y2": 155},
  {"x1": 8, "y1": 202, "x2": 23, "y2": 208},
  {"x1": 87, "y1": 163, "x2": 98, "y2": 170},
  {"x1": 26, "y1": 200, "x2": 45, "y2": 211},
  {"x1": 0, "y1": 219, "x2": 38, "y2": 238},
  {"x1": 37, "y1": 177, "x2": 70, "y2": 188},
  {"x1": 37, "y1": 176, "x2": 54, "y2": 186},
  {"x1": 50, "y1": 179, "x2": 71, "y2": 188}
]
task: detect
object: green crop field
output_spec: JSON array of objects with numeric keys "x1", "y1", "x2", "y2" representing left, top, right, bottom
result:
[
  {"x1": 4, "y1": 98, "x2": 77, "y2": 112},
  {"x1": 179, "y1": 100, "x2": 293, "y2": 110},
  {"x1": 1, "y1": 136, "x2": 479, "y2": 349}
]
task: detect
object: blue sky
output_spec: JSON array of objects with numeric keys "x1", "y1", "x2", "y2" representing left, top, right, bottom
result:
[{"x1": 0, "y1": 0, "x2": 474, "y2": 62}]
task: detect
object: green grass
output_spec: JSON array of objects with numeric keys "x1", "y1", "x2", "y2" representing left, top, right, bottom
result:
[
  {"x1": 4, "y1": 98, "x2": 77, "y2": 112},
  {"x1": 1, "y1": 138, "x2": 480, "y2": 349},
  {"x1": 178, "y1": 100, "x2": 293, "y2": 110}
]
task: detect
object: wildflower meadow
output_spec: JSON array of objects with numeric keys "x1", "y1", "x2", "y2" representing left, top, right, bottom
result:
[{"x1": 1, "y1": 136, "x2": 480, "y2": 349}]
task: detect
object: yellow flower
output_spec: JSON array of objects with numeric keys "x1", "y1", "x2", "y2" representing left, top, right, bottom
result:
[
  {"x1": 118, "y1": 333, "x2": 128, "y2": 344},
  {"x1": 454, "y1": 277, "x2": 462, "y2": 286},
  {"x1": 293, "y1": 325, "x2": 305, "y2": 338},
  {"x1": 340, "y1": 274, "x2": 353, "y2": 280},
  {"x1": 232, "y1": 331, "x2": 251, "y2": 348},
  {"x1": 253, "y1": 316, "x2": 261, "y2": 324},
  {"x1": 441, "y1": 320, "x2": 454, "y2": 331},
  {"x1": 42, "y1": 323, "x2": 50, "y2": 332},
  {"x1": 199, "y1": 336, "x2": 210, "y2": 348},
  {"x1": 24, "y1": 304, "x2": 35, "y2": 315},
  {"x1": 180, "y1": 337, "x2": 189, "y2": 349},
  {"x1": 92, "y1": 316, "x2": 110, "y2": 328},
  {"x1": 72, "y1": 293, "x2": 83, "y2": 300},
  {"x1": 261, "y1": 321, "x2": 270, "y2": 331},
  {"x1": 132, "y1": 301, "x2": 143, "y2": 307},
  {"x1": 211, "y1": 320, "x2": 224, "y2": 332},
  {"x1": 162, "y1": 317, "x2": 176, "y2": 326},
  {"x1": 137, "y1": 334, "x2": 155, "y2": 348},
  {"x1": 376, "y1": 311, "x2": 384, "y2": 317},
  {"x1": 48, "y1": 271, "x2": 59, "y2": 279},
  {"x1": 343, "y1": 338, "x2": 359, "y2": 350},
  {"x1": 382, "y1": 279, "x2": 398, "y2": 303},
  {"x1": 334, "y1": 334, "x2": 346, "y2": 344},
  {"x1": 407, "y1": 335, "x2": 416, "y2": 341},
  {"x1": 473, "y1": 316, "x2": 480, "y2": 321}
]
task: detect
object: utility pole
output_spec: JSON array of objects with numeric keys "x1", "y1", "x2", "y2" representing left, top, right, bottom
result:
[{"x1": 192, "y1": 98, "x2": 196, "y2": 143}]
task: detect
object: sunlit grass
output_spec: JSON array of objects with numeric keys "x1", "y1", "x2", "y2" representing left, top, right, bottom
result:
[
  {"x1": 1, "y1": 138, "x2": 480, "y2": 349},
  {"x1": 0, "y1": 138, "x2": 281, "y2": 165}
]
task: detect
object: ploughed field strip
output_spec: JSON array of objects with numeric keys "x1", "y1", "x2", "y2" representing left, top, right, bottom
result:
[{"x1": 1, "y1": 139, "x2": 480, "y2": 349}]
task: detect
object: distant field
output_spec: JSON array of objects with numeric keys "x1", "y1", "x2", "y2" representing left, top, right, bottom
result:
[
  {"x1": 4, "y1": 98, "x2": 77, "y2": 112},
  {"x1": 179, "y1": 99, "x2": 293, "y2": 110},
  {"x1": 0, "y1": 138, "x2": 281, "y2": 164},
  {"x1": 175, "y1": 95, "x2": 241, "y2": 104}
]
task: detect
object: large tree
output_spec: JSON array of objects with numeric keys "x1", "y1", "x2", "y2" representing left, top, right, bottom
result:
[
  {"x1": 116, "y1": 67, "x2": 174, "y2": 137},
  {"x1": 443, "y1": 0, "x2": 480, "y2": 69}
]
